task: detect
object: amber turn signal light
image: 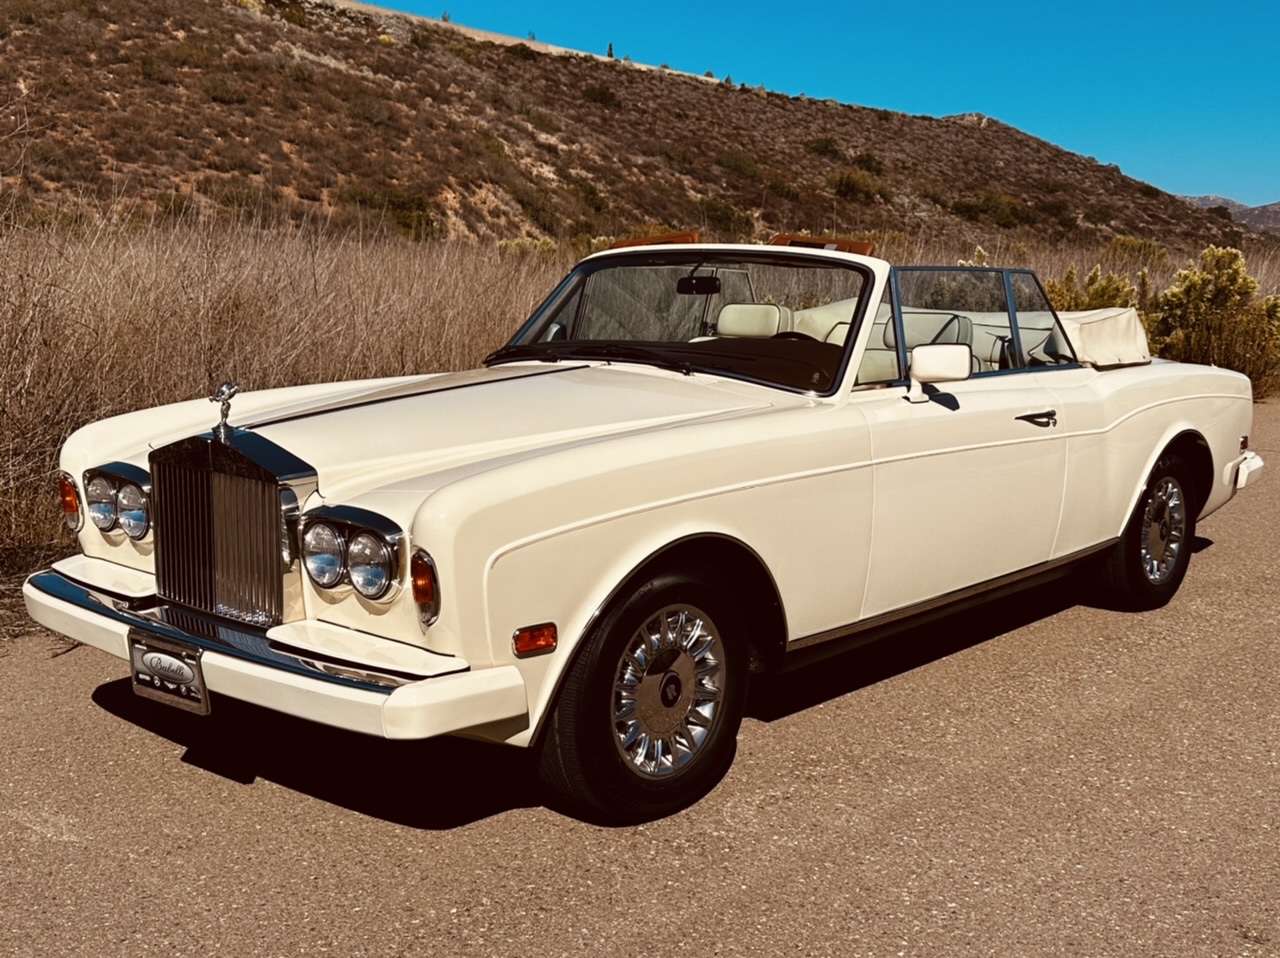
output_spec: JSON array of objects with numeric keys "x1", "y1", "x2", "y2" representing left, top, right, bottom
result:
[
  {"x1": 411, "y1": 549, "x2": 440, "y2": 627},
  {"x1": 513, "y1": 623, "x2": 557, "y2": 658},
  {"x1": 58, "y1": 472, "x2": 82, "y2": 532}
]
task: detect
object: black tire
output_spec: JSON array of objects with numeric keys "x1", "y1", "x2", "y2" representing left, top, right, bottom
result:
[
  {"x1": 1096, "y1": 452, "x2": 1197, "y2": 610},
  {"x1": 536, "y1": 573, "x2": 746, "y2": 823}
]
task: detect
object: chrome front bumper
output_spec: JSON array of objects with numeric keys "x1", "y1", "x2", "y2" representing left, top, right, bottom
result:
[{"x1": 23, "y1": 563, "x2": 527, "y2": 740}]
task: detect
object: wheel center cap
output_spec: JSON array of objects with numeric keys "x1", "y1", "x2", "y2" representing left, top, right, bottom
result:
[{"x1": 659, "y1": 672, "x2": 682, "y2": 708}]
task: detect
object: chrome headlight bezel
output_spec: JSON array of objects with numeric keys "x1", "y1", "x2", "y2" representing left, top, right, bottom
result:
[
  {"x1": 116, "y1": 482, "x2": 150, "y2": 540},
  {"x1": 302, "y1": 522, "x2": 346, "y2": 589},
  {"x1": 82, "y1": 463, "x2": 152, "y2": 540},
  {"x1": 85, "y1": 475, "x2": 118, "y2": 532},
  {"x1": 347, "y1": 530, "x2": 394, "y2": 600},
  {"x1": 299, "y1": 507, "x2": 404, "y2": 604}
]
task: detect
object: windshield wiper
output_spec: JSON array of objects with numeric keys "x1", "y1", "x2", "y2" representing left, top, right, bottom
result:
[
  {"x1": 486, "y1": 342, "x2": 696, "y2": 376},
  {"x1": 483, "y1": 343, "x2": 563, "y2": 365}
]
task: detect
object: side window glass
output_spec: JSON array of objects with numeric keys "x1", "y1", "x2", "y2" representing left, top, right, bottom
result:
[
  {"x1": 1010, "y1": 272, "x2": 1076, "y2": 366},
  {"x1": 894, "y1": 269, "x2": 1016, "y2": 373},
  {"x1": 854, "y1": 283, "x2": 901, "y2": 386}
]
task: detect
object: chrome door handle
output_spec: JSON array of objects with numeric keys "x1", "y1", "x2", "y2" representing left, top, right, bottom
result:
[{"x1": 1015, "y1": 410, "x2": 1057, "y2": 428}]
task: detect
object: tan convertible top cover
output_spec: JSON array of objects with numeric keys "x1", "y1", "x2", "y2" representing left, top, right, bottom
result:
[{"x1": 1057, "y1": 307, "x2": 1151, "y2": 368}]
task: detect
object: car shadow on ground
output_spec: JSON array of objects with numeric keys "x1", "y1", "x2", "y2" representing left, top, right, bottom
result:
[
  {"x1": 90, "y1": 557, "x2": 1210, "y2": 829},
  {"x1": 92, "y1": 679, "x2": 542, "y2": 829},
  {"x1": 747, "y1": 581, "x2": 1079, "y2": 722}
]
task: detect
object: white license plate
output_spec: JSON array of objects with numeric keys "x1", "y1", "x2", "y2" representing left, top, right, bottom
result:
[{"x1": 128, "y1": 630, "x2": 210, "y2": 716}]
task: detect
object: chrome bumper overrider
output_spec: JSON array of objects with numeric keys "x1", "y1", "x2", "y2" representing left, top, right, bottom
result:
[
  {"x1": 23, "y1": 568, "x2": 528, "y2": 740},
  {"x1": 1236, "y1": 450, "x2": 1264, "y2": 491}
]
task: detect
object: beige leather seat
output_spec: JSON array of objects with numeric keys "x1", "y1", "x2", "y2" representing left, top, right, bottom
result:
[
  {"x1": 790, "y1": 298, "x2": 859, "y2": 342},
  {"x1": 716, "y1": 303, "x2": 785, "y2": 338}
]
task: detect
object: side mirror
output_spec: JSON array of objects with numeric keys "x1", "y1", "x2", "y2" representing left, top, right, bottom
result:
[{"x1": 905, "y1": 343, "x2": 972, "y2": 403}]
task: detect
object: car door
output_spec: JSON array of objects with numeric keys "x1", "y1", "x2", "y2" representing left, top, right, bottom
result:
[{"x1": 854, "y1": 268, "x2": 1067, "y2": 618}]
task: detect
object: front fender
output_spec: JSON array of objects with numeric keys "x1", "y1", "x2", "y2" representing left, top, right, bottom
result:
[{"x1": 483, "y1": 513, "x2": 771, "y2": 748}]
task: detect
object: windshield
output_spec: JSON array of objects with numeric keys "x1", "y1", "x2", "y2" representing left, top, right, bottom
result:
[{"x1": 488, "y1": 251, "x2": 871, "y2": 393}]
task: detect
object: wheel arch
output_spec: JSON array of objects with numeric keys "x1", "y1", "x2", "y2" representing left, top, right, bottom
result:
[
  {"x1": 526, "y1": 531, "x2": 789, "y2": 747},
  {"x1": 599, "y1": 533, "x2": 789, "y2": 669},
  {"x1": 1123, "y1": 427, "x2": 1214, "y2": 525}
]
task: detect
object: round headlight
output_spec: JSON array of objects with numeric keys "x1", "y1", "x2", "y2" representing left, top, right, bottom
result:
[
  {"x1": 348, "y1": 532, "x2": 394, "y2": 599},
  {"x1": 303, "y1": 523, "x2": 344, "y2": 588},
  {"x1": 117, "y1": 483, "x2": 149, "y2": 540},
  {"x1": 86, "y1": 476, "x2": 117, "y2": 531}
]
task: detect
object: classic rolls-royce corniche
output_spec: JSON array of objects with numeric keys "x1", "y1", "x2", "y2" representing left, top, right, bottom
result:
[{"x1": 24, "y1": 233, "x2": 1264, "y2": 820}]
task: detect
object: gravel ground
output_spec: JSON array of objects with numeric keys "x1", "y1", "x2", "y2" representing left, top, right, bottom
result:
[{"x1": 1, "y1": 407, "x2": 1277, "y2": 957}]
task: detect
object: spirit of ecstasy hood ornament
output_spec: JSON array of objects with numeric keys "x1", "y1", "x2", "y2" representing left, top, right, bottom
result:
[{"x1": 210, "y1": 381, "x2": 239, "y2": 443}]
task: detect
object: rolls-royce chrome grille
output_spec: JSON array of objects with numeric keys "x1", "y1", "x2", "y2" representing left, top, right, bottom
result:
[{"x1": 150, "y1": 432, "x2": 315, "y2": 628}]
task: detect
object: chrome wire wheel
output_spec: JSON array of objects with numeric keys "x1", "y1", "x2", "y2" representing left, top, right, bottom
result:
[
  {"x1": 611, "y1": 604, "x2": 726, "y2": 780},
  {"x1": 1139, "y1": 476, "x2": 1187, "y2": 585}
]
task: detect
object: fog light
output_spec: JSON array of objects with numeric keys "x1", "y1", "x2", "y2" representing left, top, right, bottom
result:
[{"x1": 513, "y1": 623, "x2": 557, "y2": 658}]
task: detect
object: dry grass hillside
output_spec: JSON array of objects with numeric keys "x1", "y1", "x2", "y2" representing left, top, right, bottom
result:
[
  {"x1": 0, "y1": 0, "x2": 1258, "y2": 248},
  {"x1": 1, "y1": 212, "x2": 1276, "y2": 585}
]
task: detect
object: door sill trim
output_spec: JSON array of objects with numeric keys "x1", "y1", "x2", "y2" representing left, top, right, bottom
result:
[{"x1": 784, "y1": 539, "x2": 1117, "y2": 668}]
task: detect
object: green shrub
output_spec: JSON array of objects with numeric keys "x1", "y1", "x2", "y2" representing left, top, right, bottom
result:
[
  {"x1": 1148, "y1": 246, "x2": 1280, "y2": 396},
  {"x1": 766, "y1": 177, "x2": 800, "y2": 202},
  {"x1": 806, "y1": 137, "x2": 841, "y2": 160},
  {"x1": 339, "y1": 186, "x2": 441, "y2": 240},
  {"x1": 699, "y1": 198, "x2": 752, "y2": 238},
  {"x1": 204, "y1": 74, "x2": 249, "y2": 105},
  {"x1": 1044, "y1": 265, "x2": 1137, "y2": 311},
  {"x1": 717, "y1": 150, "x2": 759, "y2": 180},
  {"x1": 506, "y1": 43, "x2": 539, "y2": 61},
  {"x1": 583, "y1": 83, "x2": 620, "y2": 109},
  {"x1": 1033, "y1": 195, "x2": 1075, "y2": 229},
  {"x1": 139, "y1": 56, "x2": 176, "y2": 84},
  {"x1": 1106, "y1": 234, "x2": 1168, "y2": 268},
  {"x1": 850, "y1": 151, "x2": 884, "y2": 174},
  {"x1": 1084, "y1": 201, "x2": 1118, "y2": 225},
  {"x1": 831, "y1": 168, "x2": 888, "y2": 203},
  {"x1": 952, "y1": 191, "x2": 1035, "y2": 228}
]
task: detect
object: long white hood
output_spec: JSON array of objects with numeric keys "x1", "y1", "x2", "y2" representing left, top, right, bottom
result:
[{"x1": 63, "y1": 364, "x2": 780, "y2": 507}]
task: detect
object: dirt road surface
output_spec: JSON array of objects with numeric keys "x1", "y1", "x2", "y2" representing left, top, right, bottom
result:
[{"x1": 2, "y1": 407, "x2": 1277, "y2": 957}]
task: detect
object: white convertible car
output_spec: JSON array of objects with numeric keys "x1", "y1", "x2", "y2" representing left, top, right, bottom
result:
[{"x1": 25, "y1": 235, "x2": 1264, "y2": 820}]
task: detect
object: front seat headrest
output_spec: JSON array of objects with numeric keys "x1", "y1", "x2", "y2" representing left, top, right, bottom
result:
[{"x1": 717, "y1": 303, "x2": 782, "y2": 338}]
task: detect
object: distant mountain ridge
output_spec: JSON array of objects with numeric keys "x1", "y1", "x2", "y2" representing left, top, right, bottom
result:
[
  {"x1": 1185, "y1": 195, "x2": 1280, "y2": 232},
  {"x1": 0, "y1": 0, "x2": 1260, "y2": 248}
]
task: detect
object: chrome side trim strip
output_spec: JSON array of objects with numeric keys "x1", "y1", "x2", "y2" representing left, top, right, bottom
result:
[{"x1": 788, "y1": 538, "x2": 1118, "y2": 656}]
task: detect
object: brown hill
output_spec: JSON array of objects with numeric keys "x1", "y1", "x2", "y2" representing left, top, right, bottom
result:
[
  {"x1": 1186, "y1": 196, "x2": 1280, "y2": 234},
  {"x1": 0, "y1": 0, "x2": 1255, "y2": 248}
]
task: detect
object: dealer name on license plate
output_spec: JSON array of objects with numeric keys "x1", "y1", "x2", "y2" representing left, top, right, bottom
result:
[{"x1": 128, "y1": 630, "x2": 210, "y2": 715}]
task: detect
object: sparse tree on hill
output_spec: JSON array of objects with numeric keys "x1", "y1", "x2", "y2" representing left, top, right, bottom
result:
[{"x1": 607, "y1": 42, "x2": 614, "y2": 58}]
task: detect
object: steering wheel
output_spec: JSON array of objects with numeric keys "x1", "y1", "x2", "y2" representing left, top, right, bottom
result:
[{"x1": 771, "y1": 331, "x2": 819, "y2": 342}]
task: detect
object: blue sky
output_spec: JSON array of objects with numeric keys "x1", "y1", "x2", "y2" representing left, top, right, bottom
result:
[{"x1": 379, "y1": 0, "x2": 1279, "y2": 206}]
